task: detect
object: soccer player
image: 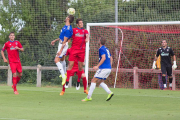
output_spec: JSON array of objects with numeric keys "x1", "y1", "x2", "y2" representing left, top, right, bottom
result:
[
  {"x1": 1, "y1": 32, "x2": 24, "y2": 94},
  {"x1": 82, "y1": 37, "x2": 114, "y2": 102},
  {"x1": 60, "y1": 48, "x2": 88, "y2": 96},
  {"x1": 152, "y1": 40, "x2": 177, "y2": 90},
  {"x1": 51, "y1": 15, "x2": 74, "y2": 85},
  {"x1": 65, "y1": 18, "x2": 89, "y2": 88}
]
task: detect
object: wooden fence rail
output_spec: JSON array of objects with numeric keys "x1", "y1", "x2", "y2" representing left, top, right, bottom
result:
[{"x1": 0, "y1": 65, "x2": 180, "y2": 90}]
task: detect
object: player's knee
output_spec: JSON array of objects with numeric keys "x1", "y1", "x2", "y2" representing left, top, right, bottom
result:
[
  {"x1": 81, "y1": 73, "x2": 85, "y2": 78},
  {"x1": 19, "y1": 73, "x2": 23, "y2": 77},
  {"x1": 162, "y1": 74, "x2": 166, "y2": 77},
  {"x1": 169, "y1": 76, "x2": 172, "y2": 78},
  {"x1": 13, "y1": 73, "x2": 17, "y2": 77}
]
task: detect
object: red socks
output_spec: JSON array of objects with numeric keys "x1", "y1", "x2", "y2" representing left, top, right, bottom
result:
[
  {"x1": 66, "y1": 70, "x2": 71, "y2": 82},
  {"x1": 12, "y1": 77, "x2": 17, "y2": 92},
  {"x1": 17, "y1": 76, "x2": 21, "y2": 83},
  {"x1": 82, "y1": 77, "x2": 87, "y2": 90},
  {"x1": 77, "y1": 70, "x2": 83, "y2": 82},
  {"x1": 62, "y1": 84, "x2": 65, "y2": 92}
]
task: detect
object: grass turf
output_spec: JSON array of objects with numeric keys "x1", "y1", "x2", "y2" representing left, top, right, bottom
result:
[{"x1": 0, "y1": 85, "x2": 180, "y2": 120}]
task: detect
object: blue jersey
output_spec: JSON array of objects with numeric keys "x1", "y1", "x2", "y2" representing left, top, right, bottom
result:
[
  {"x1": 99, "y1": 45, "x2": 111, "y2": 69},
  {"x1": 59, "y1": 25, "x2": 73, "y2": 42}
]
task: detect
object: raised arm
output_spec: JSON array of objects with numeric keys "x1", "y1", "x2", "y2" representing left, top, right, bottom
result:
[{"x1": 51, "y1": 38, "x2": 60, "y2": 46}]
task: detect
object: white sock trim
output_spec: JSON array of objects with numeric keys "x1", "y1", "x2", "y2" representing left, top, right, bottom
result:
[
  {"x1": 56, "y1": 62, "x2": 65, "y2": 78},
  {"x1": 100, "y1": 82, "x2": 111, "y2": 94},
  {"x1": 87, "y1": 83, "x2": 96, "y2": 99}
]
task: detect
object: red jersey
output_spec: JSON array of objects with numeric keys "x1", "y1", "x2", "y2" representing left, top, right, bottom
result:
[
  {"x1": 66, "y1": 48, "x2": 78, "y2": 69},
  {"x1": 71, "y1": 28, "x2": 88, "y2": 50},
  {"x1": 2, "y1": 40, "x2": 23, "y2": 63}
]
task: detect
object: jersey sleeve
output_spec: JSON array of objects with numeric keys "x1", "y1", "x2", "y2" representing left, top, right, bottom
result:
[
  {"x1": 99, "y1": 48, "x2": 106, "y2": 56},
  {"x1": 64, "y1": 29, "x2": 72, "y2": 38},
  {"x1": 85, "y1": 30, "x2": 89, "y2": 34},
  {"x1": 1, "y1": 43, "x2": 7, "y2": 51},
  {"x1": 156, "y1": 49, "x2": 159, "y2": 57},
  {"x1": 18, "y1": 41, "x2": 23, "y2": 48},
  {"x1": 170, "y1": 48, "x2": 175, "y2": 56}
]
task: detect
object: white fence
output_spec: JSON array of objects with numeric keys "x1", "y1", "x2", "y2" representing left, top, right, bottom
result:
[{"x1": 0, "y1": 65, "x2": 180, "y2": 90}]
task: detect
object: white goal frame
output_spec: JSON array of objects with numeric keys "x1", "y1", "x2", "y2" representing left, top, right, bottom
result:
[{"x1": 85, "y1": 21, "x2": 180, "y2": 88}]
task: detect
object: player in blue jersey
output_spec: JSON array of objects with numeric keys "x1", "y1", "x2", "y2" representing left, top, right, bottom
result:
[
  {"x1": 82, "y1": 37, "x2": 114, "y2": 102},
  {"x1": 51, "y1": 15, "x2": 74, "y2": 85}
]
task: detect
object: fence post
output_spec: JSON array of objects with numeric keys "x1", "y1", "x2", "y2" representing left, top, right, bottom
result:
[
  {"x1": 68, "y1": 76, "x2": 72, "y2": 88},
  {"x1": 172, "y1": 70, "x2": 176, "y2": 90},
  {"x1": 37, "y1": 65, "x2": 41, "y2": 87},
  {"x1": 133, "y1": 67, "x2": 139, "y2": 89},
  {"x1": 7, "y1": 65, "x2": 12, "y2": 86}
]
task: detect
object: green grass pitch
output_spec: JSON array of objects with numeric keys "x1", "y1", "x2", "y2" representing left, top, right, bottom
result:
[{"x1": 0, "y1": 85, "x2": 180, "y2": 120}]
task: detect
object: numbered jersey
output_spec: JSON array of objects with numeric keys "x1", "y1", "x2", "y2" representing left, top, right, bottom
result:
[{"x1": 99, "y1": 45, "x2": 111, "y2": 69}]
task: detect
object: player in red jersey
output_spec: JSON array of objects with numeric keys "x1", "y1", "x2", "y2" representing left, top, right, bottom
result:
[
  {"x1": 60, "y1": 48, "x2": 88, "y2": 96},
  {"x1": 1, "y1": 32, "x2": 24, "y2": 94},
  {"x1": 65, "y1": 18, "x2": 89, "y2": 88}
]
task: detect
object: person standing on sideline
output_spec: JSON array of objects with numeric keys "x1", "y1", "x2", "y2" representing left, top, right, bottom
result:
[
  {"x1": 82, "y1": 37, "x2": 114, "y2": 102},
  {"x1": 152, "y1": 40, "x2": 177, "y2": 90},
  {"x1": 51, "y1": 15, "x2": 74, "y2": 85},
  {"x1": 1, "y1": 32, "x2": 24, "y2": 94}
]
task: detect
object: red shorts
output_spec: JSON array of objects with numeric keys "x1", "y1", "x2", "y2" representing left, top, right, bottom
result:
[
  {"x1": 9, "y1": 62, "x2": 22, "y2": 73},
  {"x1": 68, "y1": 49, "x2": 85, "y2": 62},
  {"x1": 70, "y1": 69, "x2": 84, "y2": 76}
]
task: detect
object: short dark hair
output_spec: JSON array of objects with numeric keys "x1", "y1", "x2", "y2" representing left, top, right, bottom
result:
[
  {"x1": 9, "y1": 32, "x2": 15, "y2": 36},
  {"x1": 162, "y1": 40, "x2": 167, "y2": 43},
  {"x1": 100, "y1": 37, "x2": 106, "y2": 45},
  {"x1": 68, "y1": 15, "x2": 74, "y2": 23},
  {"x1": 76, "y1": 18, "x2": 82, "y2": 24}
]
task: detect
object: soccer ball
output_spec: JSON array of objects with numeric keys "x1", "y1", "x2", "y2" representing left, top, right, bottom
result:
[{"x1": 67, "y1": 8, "x2": 75, "y2": 15}]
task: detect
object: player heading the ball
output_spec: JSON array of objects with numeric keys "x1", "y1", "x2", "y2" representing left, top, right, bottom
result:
[{"x1": 51, "y1": 15, "x2": 74, "y2": 85}]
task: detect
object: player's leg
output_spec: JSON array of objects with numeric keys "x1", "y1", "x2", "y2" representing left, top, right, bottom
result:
[
  {"x1": 60, "y1": 84, "x2": 65, "y2": 96},
  {"x1": 161, "y1": 65, "x2": 167, "y2": 89},
  {"x1": 55, "y1": 57, "x2": 66, "y2": 85},
  {"x1": 82, "y1": 77, "x2": 98, "y2": 101},
  {"x1": 17, "y1": 62, "x2": 22, "y2": 84},
  {"x1": 65, "y1": 69, "x2": 75, "y2": 88},
  {"x1": 167, "y1": 66, "x2": 173, "y2": 90},
  {"x1": 10, "y1": 63, "x2": 18, "y2": 94},
  {"x1": 77, "y1": 50, "x2": 85, "y2": 84},
  {"x1": 55, "y1": 43, "x2": 67, "y2": 85},
  {"x1": 65, "y1": 52, "x2": 75, "y2": 87},
  {"x1": 96, "y1": 69, "x2": 113, "y2": 101},
  {"x1": 158, "y1": 73, "x2": 163, "y2": 90},
  {"x1": 81, "y1": 71, "x2": 88, "y2": 94},
  {"x1": 60, "y1": 53, "x2": 66, "y2": 73}
]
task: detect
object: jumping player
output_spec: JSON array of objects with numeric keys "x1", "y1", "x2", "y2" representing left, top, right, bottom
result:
[
  {"x1": 152, "y1": 40, "x2": 177, "y2": 90},
  {"x1": 82, "y1": 37, "x2": 114, "y2": 102},
  {"x1": 60, "y1": 48, "x2": 88, "y2": 96},
  {"x1": 1, "y1": 32, "x2": 24, "y2": 94},
  {"x1": 51, "y1": 15, "x2": 74, "y2": 85},
  {"x1": 65, "y1": 18, "x2": 89, "y2": 88}
]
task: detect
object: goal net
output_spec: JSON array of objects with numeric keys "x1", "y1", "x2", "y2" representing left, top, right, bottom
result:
[{"x1": 86, "y1": 21, "x2": 180, "y2": 89}]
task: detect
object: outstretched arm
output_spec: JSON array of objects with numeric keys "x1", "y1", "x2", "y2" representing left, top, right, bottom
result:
[{"x1": 51, "y1": 38, "x2": 60, "y2": 46}]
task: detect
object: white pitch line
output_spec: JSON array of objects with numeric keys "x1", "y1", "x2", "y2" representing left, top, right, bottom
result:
[
  {"x1": 0, "y1": 118, "x2": 30, "y2": 120},
  {"x1": 0, "y1": 88, "x2": 180, "y2": 99}
]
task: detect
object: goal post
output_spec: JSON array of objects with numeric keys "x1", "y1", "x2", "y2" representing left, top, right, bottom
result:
[{"x1": 86, "y1": 21, "x2": 180, "y2": 89}]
